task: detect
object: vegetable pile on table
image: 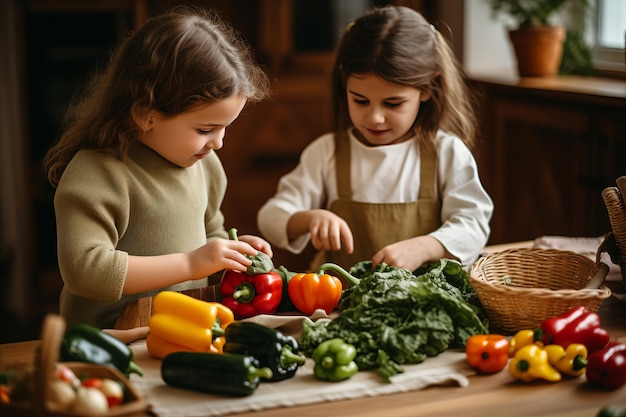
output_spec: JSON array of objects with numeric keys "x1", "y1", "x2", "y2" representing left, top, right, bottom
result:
[{"x1": 299, "y1": 259, "x2": 489, "y2": 381}]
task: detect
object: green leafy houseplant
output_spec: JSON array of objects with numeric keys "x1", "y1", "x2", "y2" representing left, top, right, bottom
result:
[
  {"x1": 487, "y1": 0, "x2": 593, "y2": 76},
  {"x1": 488, "y1": 0, "x2": 589, "y2": 28}
]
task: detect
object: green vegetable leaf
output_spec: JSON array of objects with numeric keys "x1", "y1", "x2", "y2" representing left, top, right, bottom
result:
[{"x1": 246, "y1": 251, "x2": 274, "y2": 275}]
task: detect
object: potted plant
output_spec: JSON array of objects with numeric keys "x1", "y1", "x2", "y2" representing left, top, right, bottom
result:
[{"x1": 487, "y1": 0, "x2": 592, "y2": 77}]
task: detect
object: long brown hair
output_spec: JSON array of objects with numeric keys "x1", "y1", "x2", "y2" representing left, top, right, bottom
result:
[
  {"x1": 331, "y1": 6, "x2": 477, "y2": 149},
  {"x1": 44, "y1": 6, "x2": 269, "y2": 187}
]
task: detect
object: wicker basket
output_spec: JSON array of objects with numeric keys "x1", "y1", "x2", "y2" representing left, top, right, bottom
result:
[
  {"x1": 602, "y1": 183, "x2": 626, "y2": 287},
  {"x1": 469, "y1": 248, "x2": 611, "y2": 333},
  {"x1": 0, "y1": 315, "x2": 147, "y2": 417}
]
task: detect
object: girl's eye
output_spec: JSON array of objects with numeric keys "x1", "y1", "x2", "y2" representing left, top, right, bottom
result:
[
  {"x1": 353, "y1": 99, "x2": 369, "y2": 106},
  {"x1": 384, "y1": 102, "x2": 402, "y2": 108},
  {"x1": 197, "y1": 129, "x2": 214, "y2": 135}
]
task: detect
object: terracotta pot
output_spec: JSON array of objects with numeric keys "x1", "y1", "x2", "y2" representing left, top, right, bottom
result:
[{"x1": 508, "y1": 26, "x2": 566, "y2": 77}]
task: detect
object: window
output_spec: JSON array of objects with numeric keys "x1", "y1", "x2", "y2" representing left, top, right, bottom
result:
[{"x1": 593, "y1": 0, "x2": 626, "y2": 72}]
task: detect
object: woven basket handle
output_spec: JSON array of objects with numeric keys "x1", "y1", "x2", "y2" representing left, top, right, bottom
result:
[
  {"x1": 616, "y1": 176, "x2": 626, "y2": 200},
  {"x1": 583, "y1": 262, "x2": 609, "y2": 289},
  {"x1": 597, "y1": 232, "x2": 620, "y2": 266},
  {"x1": 585, "y1": 233, "x2": 620, "y2": 290},
  {"x1": 35, "y1": 314, "x2": 66, "y2": 411}
]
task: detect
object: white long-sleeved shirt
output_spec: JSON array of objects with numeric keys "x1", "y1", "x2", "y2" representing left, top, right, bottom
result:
[{"x1": 257, "y1": 129, "x2": 494, "y2": 266}]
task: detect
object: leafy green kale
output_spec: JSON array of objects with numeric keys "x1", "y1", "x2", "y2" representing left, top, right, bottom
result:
[
  {"x1": 413, "y1": 258, "x2": 486, "y2": 320},
  {"x1": 299, "y1": 259, "x2": 488, "y2": 381}
]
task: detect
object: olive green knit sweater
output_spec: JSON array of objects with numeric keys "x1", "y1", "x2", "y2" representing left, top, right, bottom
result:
[{"x1": 54, "y1": 142, "x2": 228, "y2": 328}]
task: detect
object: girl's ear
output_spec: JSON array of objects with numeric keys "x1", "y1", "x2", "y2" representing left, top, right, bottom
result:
[
  {"x1": 419, "y1": 90, "x2": 432, "y2": 103},
  {"x1": 131, "y1": 105, "x2": 153, "y2": 132}
]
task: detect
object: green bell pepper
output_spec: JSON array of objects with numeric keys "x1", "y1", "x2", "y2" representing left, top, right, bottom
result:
[
  {"x1": 312, "y1": 338, "x2": 359, "y2": 382},
  {"x1": 161, "y1": 351, "x2": 273, "y2": 396},
  {"x1": 223, "y1": 321, "x2": 306, "y2": 381},
  {"x1": 60, "y1": 323, "x2": 143, "y2": 377}
]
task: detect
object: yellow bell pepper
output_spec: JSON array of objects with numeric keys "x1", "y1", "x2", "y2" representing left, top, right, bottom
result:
[
  {"x1": 153, "y1": 291, "x2": 218, "y2": 328},
  {"x1": 212, "y1": 336, "x2": 226, "y2": 353},
  {"x1": 212, "y1": 301, "x2": 235, "y2": 331},
  {"x1": 149, "y1": 313, "x2": 215, "y2": 352},
  {"x1": 543, "y1": 343, "x2": 588, "y2": 377},
  {"x1": 147, "y1": 291, "x2": 235, "y2": 358},
  {"x1": 508, "y1": 344, "x2": 561, "y2": 382},
  {"x1": 508, "y1": 329, "x2": 542, "y2": 357},
  {"x1": 146, "y1": 333, "x2": 194, "y2": 358}
]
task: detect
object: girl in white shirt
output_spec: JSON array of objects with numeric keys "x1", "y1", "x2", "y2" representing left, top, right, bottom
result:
[{"x1": 258, "y1": 6, "x2": 493, "y2": 271}]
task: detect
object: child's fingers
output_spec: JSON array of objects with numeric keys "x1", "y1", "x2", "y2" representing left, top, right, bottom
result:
[{"x1": 340, "y1": 224, "x2": 354, "y2": 254}]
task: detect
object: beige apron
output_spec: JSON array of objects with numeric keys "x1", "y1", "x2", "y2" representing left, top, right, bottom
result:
[{"x1": 315, "y1": 129, "x2": 442, "y2": 270}]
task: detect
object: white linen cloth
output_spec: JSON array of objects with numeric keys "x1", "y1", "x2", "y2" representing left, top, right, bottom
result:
[{"x1": 128, "y1": 311, "x2": 473, "y2": 417}]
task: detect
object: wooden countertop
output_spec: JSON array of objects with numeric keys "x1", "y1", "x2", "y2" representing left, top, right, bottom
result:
[
  {"x1": 468, "y1": 71, "x2": 626, "y2": 107},
  {"x1": 3, "y1": 241, "x2": 626, "y2": 417},
  {"x1": 472, "y1": 73, "x2": 626, "y2": 97}
]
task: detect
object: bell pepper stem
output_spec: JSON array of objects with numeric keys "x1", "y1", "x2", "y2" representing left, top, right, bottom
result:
[
  {"x1": 248, "y1": 365, "x2": 273, "y2": 382},
  {"x1": 212, "y1": 321, "x2": 225, "y2": 338},
  {"x1": 280, "y1": 345, "x2": 306, "y2": 367},
  {"x1": 228, "y1": 228, "x2": 239, "y2": 241},
  {"x1": 317, "y1": 263, "x2": 361, "y2": 288},
  {"x1": 127, "y1": 360, "x2": 144, "y2": 377},
  {"x1": 516, "y1": 360, "x2": 530, "y2": 373},
  {"x1": 233, "y1": 282, "x2": 255, "y2": 303},
  {"x1": 573, "y1": 355, "x2": 587, "y2": 371},
  {"x1": 320, "y1": 355, "x2": 335, "y2": 369}
]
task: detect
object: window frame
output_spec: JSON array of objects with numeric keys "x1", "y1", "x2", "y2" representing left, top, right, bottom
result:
[{"x1": 591, "y1": 0, "x2": 625, "y2": 74}]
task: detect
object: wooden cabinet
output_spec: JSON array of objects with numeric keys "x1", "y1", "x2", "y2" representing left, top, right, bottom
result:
[{"x1": 472, "y1": 74, "x2": 626, "y2": 244}]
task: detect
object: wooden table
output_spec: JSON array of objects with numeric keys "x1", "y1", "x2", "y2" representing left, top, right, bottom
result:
[{"x1": 3, "y1": 242, "x2": 626, "y2": 417}]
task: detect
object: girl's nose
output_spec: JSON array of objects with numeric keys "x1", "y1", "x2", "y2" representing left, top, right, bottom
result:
[
  {"x1": 367, "y1": 107, "x2": 385, "y2": 124},
  {"x1": 211, "y1": 128, "x2": 226, "y2": 150}
]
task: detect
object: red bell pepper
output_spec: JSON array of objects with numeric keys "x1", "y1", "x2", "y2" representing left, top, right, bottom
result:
[
  {"x1": 220, "y1": 269, "x2": 283, "y2": 318},
  {"x1": 540, "y1": 306, "x2": 610, "y2": 354},
  {"x1": 219, "y1": 228, "x2": 282, "y2": 318},
  {"x1": 585, "y1": 342, "x2": 626, "y2": 390}
]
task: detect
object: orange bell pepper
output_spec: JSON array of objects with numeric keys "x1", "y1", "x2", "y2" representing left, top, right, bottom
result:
[
  {"x1": 288, "y1": 272, "x2": 343, "y2": 315},
  {"x1": 287, "y1": 263, "x2": 362, "y2": 315},
  {"x1": 466, "y1": 334, "x2": 510, "y2": 374}
]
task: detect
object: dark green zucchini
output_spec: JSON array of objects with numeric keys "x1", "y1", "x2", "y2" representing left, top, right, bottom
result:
[{"x1": 161, "y1": 351, "x2": 272, "y2": 396}]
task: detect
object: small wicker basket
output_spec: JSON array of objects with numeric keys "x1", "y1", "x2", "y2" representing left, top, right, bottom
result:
[
  {"x1": 0, "y1": 315, "x2": 147, "y2": 417},
  {"x1": 602, "y1": 181, "x2": 626, "y2": 288},
  {"x1": 469, "y1": 248, "x2": 611, "y2": 333}
]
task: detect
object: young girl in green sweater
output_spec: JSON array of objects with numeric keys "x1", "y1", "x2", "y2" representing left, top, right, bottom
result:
[{"x1": 44, "y1": 7, "x2": 271, "y2": 330}]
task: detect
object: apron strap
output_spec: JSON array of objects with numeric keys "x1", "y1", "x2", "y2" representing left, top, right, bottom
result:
[
  {"x1": 335, "y1": 129, "x2": 437, "y2": 202},
  {"x1": 334, "y1": 129, "x2": 351, "y2": 200},
  {"x1": 418, "y1": 142, "x2": 437, "y2": 201}
]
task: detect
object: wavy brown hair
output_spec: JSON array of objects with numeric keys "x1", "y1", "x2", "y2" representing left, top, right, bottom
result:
[
  {"x1": 331, "y1": 6, "x2": 477, "y2": 150},
  {"x1": 44, "y1": 6, "x2": 270, "y2": 187}
]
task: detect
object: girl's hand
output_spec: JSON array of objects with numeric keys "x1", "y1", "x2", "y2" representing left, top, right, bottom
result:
[
  {"x1": 123, "y1": 238, "x2": 268, "y2": 295},
  {"x1": 238, "y1": 234, "x2": 273, "y2": 258},
  {"x1": 372, "y1": 235, "x2": 453, "y2": 271},
  {"x1": 190, "y1": 238, "x2": 257, "y2": 277},
  {"x1": 307, "y1": 209, "x2": 354, "y2": 253}
]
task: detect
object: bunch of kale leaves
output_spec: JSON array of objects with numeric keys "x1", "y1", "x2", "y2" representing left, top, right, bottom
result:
[{"x1": 298, "y1": 259, "x2": 488, "y2": 381}]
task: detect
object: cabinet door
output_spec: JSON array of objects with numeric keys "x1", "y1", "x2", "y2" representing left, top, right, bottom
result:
[{"x1": 487, "y1": 99, "x2": 593, "y2": 243}]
